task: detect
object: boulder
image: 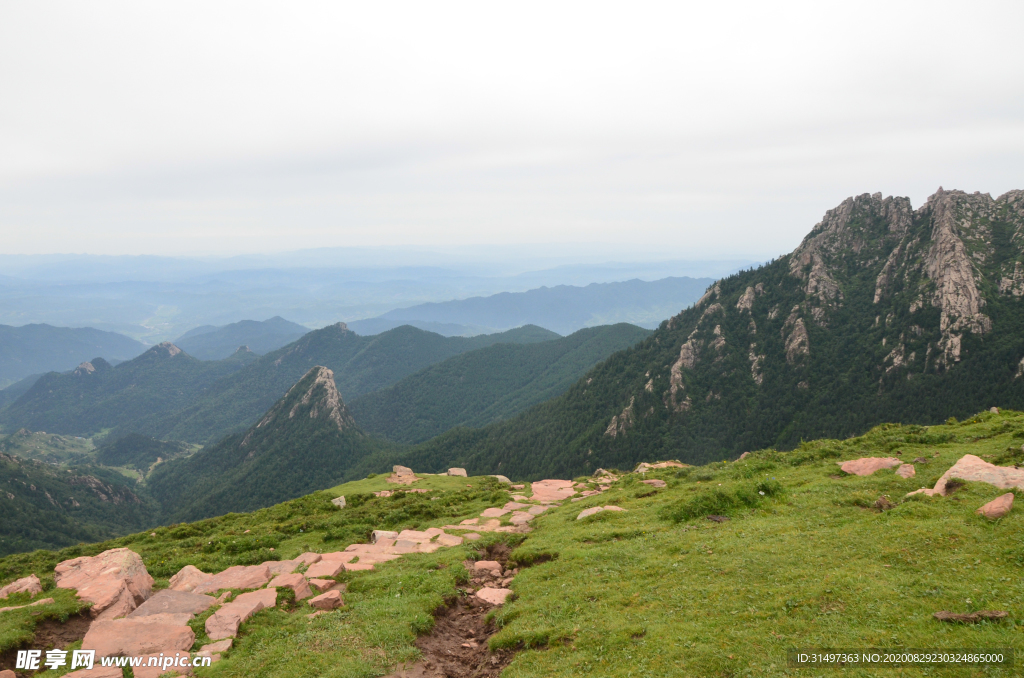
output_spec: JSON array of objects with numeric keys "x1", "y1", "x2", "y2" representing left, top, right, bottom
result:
[
  {"x1": 308, "y1": 578, "x2": 336, "y2": 592},
  {"x1": 268, "y1": 573, "x2": 312, "y2": 601},
  {"x1": 490, "y1": 475, "x2": 511, "y2": 484},
  {"x1": 168, "y1": 565, "x2": 212, "y2": 593},
  {"x1": 896, "y1": 464, "x2": 916, "y2": 479},
  {"x1": 447, "y1": 468, "x2": 468, "y2": 477},
  {"x1": 473, "y1": 561, "x2": 502, "y2": 575},
  {"x1": 910, "y1": 455, "x2": 1024, "y2": 497},
  {"x1": 205, "y1": 589, "x2": 276, "y2": 640},
  {"x1": 990, "y1": 407, "x2": 1000, "y2": 414},
  {"x1": 305, "y1": 560, "x2": 345, "y2": 578},
  {"x1": 309, "y1": 589, "x2": 344, "y2": 610},
  {"x1": 393, "y1": 465, "x2": 414, "y2": 475},
  {"x1": 0, "y1": 574, "x2": 42, "y2": 599},
  {"x1": 128, "y1": 589, "x2": 216, "y2": 618},
  {"x1": 193, "y1": 565, "x2": 272, "y2": 595},
  {"x1": 55, "y1": 548, "x2": 153, "y2": 620},
  {"x1": 838, "y1": 457, "x2": 902, "y2": 476},
  {"x1": 640, "y1": 479, "x2": 667, "y2": 488},
  {"x1": 331, "y1": 495, "x2": 346, "y2": 508},
  {"x1": 82, "y1": 614, "x2": 195, "y2": 656},
  {"x1": 475, "y1": 588, "x2": 512, "y2": 605},
  {"x1": 977, "y1": 493, "x2": 1014, "y2": 520}
]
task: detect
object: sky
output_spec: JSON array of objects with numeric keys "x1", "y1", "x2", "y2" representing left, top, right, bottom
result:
[{"x1": 1, "y1": 1, "x2": 1022, "y2": 259}]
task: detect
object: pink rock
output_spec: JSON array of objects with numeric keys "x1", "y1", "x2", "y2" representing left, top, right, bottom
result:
[
  {"x1": 511, "y1": 484, "x2": 525, "y2": 490},
  {"x1": 168, "y1": 565, "x2": 212, "y2": 593},
  {"x1": 0, "y1": 574, "x2": 42, "y2": 599},
  {"x1": 0, "y1": 670, "x2": 12, "y2": 678},
  {"x1": 510, "y1": 494, "x2": 528, "y2": 501},
  {"x1": 264, "y1": 560, "x2": 299, "y2": 575},
  {"x1": 65, "y1": 667, "x2": 123, "y2": 678},
  {"x1": 527, "y1": 505, "x2": 550, "y2": 515},
  {"x1": 134, "y1": 654, "x2": 194, "y2": 678},
  {"x1": 503, "y1": 502, "x2": 531, "y2": 511},
  {"x1": 838, "y1": 457, "x2": 902, "y2": 476},
  {"x1": 320, "y1": 551, "x2": 358, "y2": 562},
  {"x1": 193, "y1": 565, "x2": 272, "y2": 595},
  {"x1": 82, "y1": 614, "x2": 195, "y2": 656},
  {"x1": 475, "y1": 588, "x2": 512, "y2": 605},
  {"x1": 309, "y1": 589, "x2": 344, "y2": 610},
  {"x1": 0, "y1": 597, "x2": 54, "y2": 614},
  {"x1": 977, "y1": 493, "x2": 1014, "y2": 520},
  {"x1": 738, "y1": 452, "x2": 751, "y2": 460},
  {"x1": 128, "y1": 590, "x2": 216, "y2": 618},
  {"x1": 933, "y1": 455, "x2": 1024, "y2": 496},
  {"x1": 577, "y1": 505, "x2": 627, "y2": 520},
  {"x1": 397, "y1": 529, "x2": 433, "y2": 542},
  {"x1": 529, "y1": 479, "x2": 576, "y2": 502},
  {"x1": 603, "y1": 505, "x2": 626, "y2": 512},
  {"x1": 896, "y1": 464, "x2": 916, "y2": 479},
  {"x1": 201, "y1": 638, "x2": 233, "y2": 653},
  {"x1": 308, "y1": 578, "x2": 336, "y2": 592},
  {"x1": 435, "y1": 533, "x2": 463, "y2": 547},
  {"x1": 268, "y1": 573, "x2": 312, "y2": 601},
  {"x1": 296, "y1": 552, "x2": 322, "y2": 565},
  {"x1": 473, "y1": 560, "x2": 502, "y2": 575},
  {"x1": 509, "y1": 512, "x2": 534, "y2": 524},
  {"x1": 306, "y1": 560, "x2": 345, "y2": 578},
  {"x1": 344, "y1": 563, "x2": 375, "y2": 571},
  {"x1": 480, "y1": 507, "x2": 510, "y2": 518},
  {"x1": 463, "y1": 533, "x2": 482, "y2": 541},
  {"x1": 55, "y1": 548, "x2": 153, "y2": 619},
  {"x1": 205, "y1": 589, "x2": 276, "y2": 640}
]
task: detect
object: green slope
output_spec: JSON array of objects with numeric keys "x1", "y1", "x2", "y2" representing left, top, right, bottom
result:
[
  {"x1": 148, "y1": 323, "x2": 560, "y2": 443},
  {"x1": 2, "y1": 411, "x2": 1022, "y2": 677},
  {"x1": 349, "y1": 323, "x2": 651, "y2": 443},
  {"x1": 0, "y1": 452, "x2": 158, "y2": 556},
  {"x1": 0, "y1": 344, "x2": 254, "y2": 437},
  {"x1": 389, "y1": 189, "x2": 1024, "y2": 480},
  {"x1": 148, "y1": 366, "x2": 391, "y2": 522}
]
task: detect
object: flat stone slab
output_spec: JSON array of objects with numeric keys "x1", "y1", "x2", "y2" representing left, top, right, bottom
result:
[
  {"x1": 205, "y1": 589, "x2": 276, "y2": 640},
  {"x1": 0, "y1": 574, "x2": 42, "y2": 599},
  {"x1": 306, "y1": 560, "x2": 345, "y2": 578},
  {"x1": 529, "y1": 479, "x2": 576, "y2": 502},
  {"x1": 435, "y1": 533, "x2": 463, "y2": 547},
  {"x1": 321, "y1": 551, "x2": 358, "y2": 562},
  {"x1": 201, "y1": 638, "x2": 233, "y2": 653},
  {"x1": 268, "y1": 573, "x2": 312, "y2": 601},
  {"x1": 527, "y1": 505, "x2": 550, "y2": 515},
  {"x1": 473, "y1": 561, "x2": 502, "y2": 575},
  {"x1": 265, "y1": 560, "x2": 299, "y2": 575},
  {"x1": 509, "y1": 512, "x2": 534, "y2": 524},
  {"x1": 640, "y1": 479, "x2": 667, "y2": 488},
  {"x1": 193, "y1": 565, "x2": 272, "y2": 595},
  {"x1": 911, "y1": 454, "x2": 1024, "y2": 497},
  {"x1": 168, "y1": 565, "x2": 212, "y2": 593},
  {"x1": 308, "y1": 578, "x2": 336, "y2": 592},
  {"x1": 978, "y1": 493, "x2": 1014, "y2": 520},
  {"x1": 480, "y1": 507, "x2": 510, "y2": 518},
  {"x1": 66, "y1": 667, "x2": 123, "y2": 678},
  {"x1": 345, "y1": 563, "x2": 375, "y2": 572},
  {"x1": 82, "y1": 614, "x2": 195, "y2": 656},
  {"x1": 503, "y1": 502, "x2": 531, "y2": 511},
  {"x1": 56, "y1": 548, "x2": 154, "y2": 620},
  {"x1": 838, "y1": 457, "x2": 902, "y2": 476},
  {"x1": 128, "y1": 589, "x2": 216, "y2": 618},
  {"x1": 475, "y1": 588, "x2": 512, "y2": 605},
  {"x1": 896, "y1": 464, "x2": 916, "y2": 479},
  {"x1": 577, "y1": 505, "x2": 627, "y2": 520},
  {"x1": 296, "y1": 552, "x2": 322, "y2": 565}
]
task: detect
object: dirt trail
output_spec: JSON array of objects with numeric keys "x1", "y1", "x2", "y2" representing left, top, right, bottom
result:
[
  {"x1": 386, "y1": 544, "x2": 520, "y2": 678},
  {"x1": 0, "y1": 613, "x2": 91, "y2": 672}
]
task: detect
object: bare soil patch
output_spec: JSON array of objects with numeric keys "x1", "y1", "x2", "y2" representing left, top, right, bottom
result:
[{"x1": 0, "y1": 613, "x2": 91, "y2": 671}]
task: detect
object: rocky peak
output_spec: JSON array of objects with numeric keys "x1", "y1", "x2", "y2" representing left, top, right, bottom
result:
[
  {"x1": 243, "y1": 366, "x2": 355, "y2": 448},
  {"x1": 148, "y1": 342, "x2": 183, "y2": 358},
  {"x1": 73, "y1": 362, "x2": 96, "y2": 376}
]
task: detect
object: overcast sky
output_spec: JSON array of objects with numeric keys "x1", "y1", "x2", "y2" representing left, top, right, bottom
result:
[{"x1": 1, "y1": 1, "x2": 1022, "y2": 259}]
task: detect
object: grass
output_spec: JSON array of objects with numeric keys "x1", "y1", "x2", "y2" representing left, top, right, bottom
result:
[{"x1": 4, "y1": 411, "x2": 1024, "y2": 676}]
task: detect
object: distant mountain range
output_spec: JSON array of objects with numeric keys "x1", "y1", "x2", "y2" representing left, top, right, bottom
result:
[
  {"x1": 0, "y1": 323, "x2": 146, "y2": 388},
  {"x1": 349, "y1": 323, "x2": 651, "y2": 443},
  {"x1": 347, "y1": 276, "x2": 714, "y2": 336},
  {"x1": 174, "y1": 316, "x2": 309, "y2": 360}
]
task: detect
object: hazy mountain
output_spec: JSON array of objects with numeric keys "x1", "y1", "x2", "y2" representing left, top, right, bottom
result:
[
  {"x1": 149, "y1": 366, "x2": 384, "y2": 522},
  {"x1": 0, "y1": 374, "x2": 43, "y2": 411},
  {"x1": 150, "y1": 323, "x2": 561, "y2": 443},
  {"x1": 0, "y1": 343, "x2": 256, "y2": 437},
  {"x1": 349, "y1": 323, "x2": 652, "y2": 443},
  {"x1": 384, "y1": 188, "x2": 1024, "y2": 480},
  {"x1": 174, "y1": 316, "x2": 309, "y2": 360},
  {"x1": 0, "y1": 323, "x2": 146, "y2": 388},
  {"x1": 346, "y1": 277, "x2": 714, "y2": 336},
  {"x1": 94, "y1": 433, "x2": 192, "y2": 472},
  {"x1": 0, "y1": 452, "x2": 158, "y2": 556}
]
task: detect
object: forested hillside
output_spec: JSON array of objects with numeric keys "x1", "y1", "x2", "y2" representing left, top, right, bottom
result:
[
  {"x1": 148, "y1": 366, "x2": 388, "y2": 522},
  {"x1": 0, "y1": 323, "x2": 146, "y2": 387},
  {"x1": 174, "y1": 316, "x2": 309, "y2": 360},
  {"x1": 388, "y1": 189, "x2": 1024, "y2": 479},
  {"x1": 350, "y1": 323, "x2": 651, "y2": 443},
  {"x1": 0, "y1": 343, "x2": 255, "y2": 436}
]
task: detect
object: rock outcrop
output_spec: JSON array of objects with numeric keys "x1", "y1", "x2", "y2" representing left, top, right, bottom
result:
[
  {"x1": 909, "y1": 455, "x2": 1024, "y2": 497},
  {"x1": 0, "y1": 574, "x2": 42, "y2": 599},
  {"x1": 55, "y1": 548, "x2": 154, "y2": 620}
]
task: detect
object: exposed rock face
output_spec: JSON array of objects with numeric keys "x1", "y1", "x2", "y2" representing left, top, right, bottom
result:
[
  {"x1": 242, "y1": 366, "x2": 355, "y2": 448},
  {"x1": 82, "y1": 614, "x2": 195, "y2": 657},
  {"x1": 268, "y1": 573, "x2": 312, "y2": 601},
  {"x1": 838, "y1": 458, "x2": 902, "y2": 476},
  {"x1": 168, "y1": 565, "x2": 212, "y2": 593},
  {"x1": 192, "y1": 565, "x2": 272, "y2": 595},
  {"x1": 910, "y1": 455, "x2": 1024, "y2": 497},
  {"x1": 0, "y1": 574, "x2": 42, "y2": 599},
  {"x1": 55, "y1": 548, "x2": 154, "y2": 620},
  {"x1": 128, "y1": 589, "x2": 216, "y2": 618},
  {"x1": 205, "y1": 588, "x2": 277, "y2": 640},
  {"x1": 309, "y1": 590, "x2": 344, "y2": 610},
  {"x1": 604, "y1": 397, "x2": 635, "y2": 437},
  {"x1": 447, "y1": 468, "x2": 468, "y2": 477}
]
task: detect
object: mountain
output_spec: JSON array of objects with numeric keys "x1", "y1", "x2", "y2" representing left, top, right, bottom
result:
[
  {"x1": 0, "y1": 452, "x2": 158, "y2": 556},
  {"x1": 174, "y1": 316, "x2": 309, "y2": 360},
  {"x1": 94, "y1": 433, "x2": 192, "y2": 472},
  {"x1": 0, "y1": 374, "x2": 43, "y2": 411},
  {"x1": 144, "y1": 323, "x2": 561, "y2": 444},
  {"x1": 148, "y1": 366, "x2": 385, "y2": 522},
  {"x1": 386, "y1": 188, "x2": 1024, "y2": 480},
  {"x1": 346, "y1": 276, "x2": 715, "y2": 336},
  {"x1": 0, "y1": 323, "x2": 146, "y2": 388},
  {"x1": 0, "y1": 343, "x2": 255, "y2": 437},
  {"x1": 349, "y1": 323, "x2": 652, "y2": 443}
]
